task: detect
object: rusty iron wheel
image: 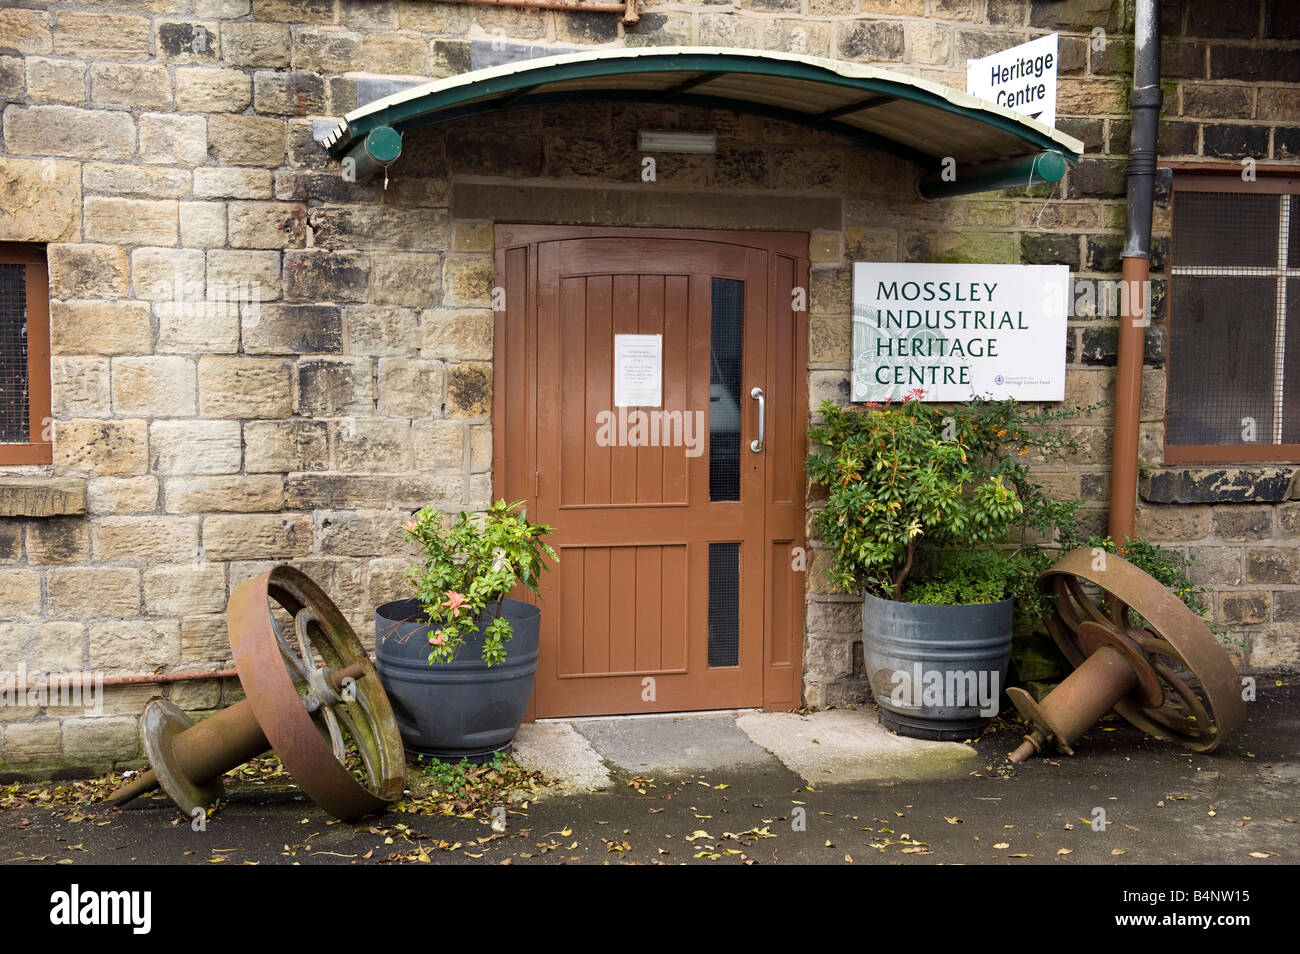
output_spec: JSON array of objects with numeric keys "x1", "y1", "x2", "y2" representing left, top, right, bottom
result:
[
  {"x1": 227, "y1": 566, "x2": 407, "y2": 819},
  {"x1": 1038, "y1": 548, "x2": 1245, "y2": 754}
]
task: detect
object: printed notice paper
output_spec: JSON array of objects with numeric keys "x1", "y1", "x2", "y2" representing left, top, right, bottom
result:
[{"x1": 614, "y1": 334, "x2": 663, "y2": 407}]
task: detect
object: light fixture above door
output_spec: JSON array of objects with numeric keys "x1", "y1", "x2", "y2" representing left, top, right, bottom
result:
[{"x1": 636, "y1": 130, "x2": 718, "y2": 154}]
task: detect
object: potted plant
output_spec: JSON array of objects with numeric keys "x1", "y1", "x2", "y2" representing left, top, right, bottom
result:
[
  {"x1": 374, "y1": 499, "x2": 557, "y2": 763},
  {"x1": 806, "y1": 391, "x2": 1084, "y2": 740}
]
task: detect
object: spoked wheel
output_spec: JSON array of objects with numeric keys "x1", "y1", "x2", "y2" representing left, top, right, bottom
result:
[
  {"x1": 1036, "y1": 549, "x2": 1245, "y2": 754},
  {"x1": 227, "y1": 566, "x2": 407, "y2": 818}
]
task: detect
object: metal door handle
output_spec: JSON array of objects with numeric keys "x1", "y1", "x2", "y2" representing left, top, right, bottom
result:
[{"x1": 750, "y1": 387, "x2": 765, "y2": 453}]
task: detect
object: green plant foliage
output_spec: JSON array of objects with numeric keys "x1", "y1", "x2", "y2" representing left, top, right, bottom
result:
[
  {"x1": 806, "y1": 394, "x2": 1090, "y2": 603},
  {"x1": 1079, "y1": 535, "x2": 1236, "y2": 643},
  {"x1": 904, "y1": 548, "x2": 1040, "y2": 607},
  {"x1": 403, "y1": 499, "x2": 557, "y2": 667}
]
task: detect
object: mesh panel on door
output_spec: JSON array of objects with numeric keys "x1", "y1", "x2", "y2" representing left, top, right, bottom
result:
[
  {"x1": 0, "y1": 264, "x2": 29, "y2": 444},
  {"x1": 709, "y1": 278, "x2": 743, "y2": 502},
  {"x1": 1290, "y1": 196, "x2": 1300, "y2": 267},
  {"x1": 1167, "y1": 276, "x2": 1276, "y2": 445},
  {"x1": 1285, "y1": 278, "x2": 1300, "y2": 444},
  {"x1": 707, "y1": 542, "x2": 740, "y2": 668}
]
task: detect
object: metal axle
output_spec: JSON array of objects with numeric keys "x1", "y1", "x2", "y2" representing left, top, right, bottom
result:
[
  {"x1": 1007, "y1": 621, "x2": 1164, "y2": 763},
  {"x1": 109, "y1": 661, "x2": 365, "y2": 816}
]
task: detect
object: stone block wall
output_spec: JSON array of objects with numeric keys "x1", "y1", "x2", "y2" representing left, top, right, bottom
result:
[{"x1": 0, "y1": 0, "x2": 1297, "y2": 772}]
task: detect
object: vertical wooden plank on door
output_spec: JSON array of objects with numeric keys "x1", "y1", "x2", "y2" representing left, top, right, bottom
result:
[
  {"x1": 770, "y1": 253, "x2": 796, "y2": 506},
  {"x1": 635, "y1": 545, "x2": 663, "y2": 671},
  {"x1": 762, "y1": 247, "x2": 808, "y2": 710},
  {"x1": 608, "y1": 545, "x2": 638, "y2": 673},
  {"x1": 637, "y1": 274, "x2": 665, "y2": 505},
  {"x1": 494, "y1": 243, "x2": 532, "y2": 509},
  {"x1": 662, "y1": 275, "x2": 689, "y2": 504},
  {"x1": 585, "y1": 276, "x2": 613, "y2": 508},
  {"x1": 734, "y1": 248, "x2": 769, "y2": 691},
  {"x1": 686, "y1": 273, "x2": 713, "y2": 678},
  {"x1": 660, "y1": 543, "x2": 688, "y2": 672},
  {"x1": 560, "y1": 275, "x2": 586, "y2": 507},
  {"x1": 558, "y1": 545, "x2": 584, "y2": 677},
  {"x1": 610, "y1": 274, "x2": 639, "y2": 506},
  {"x1": 584, "y1": 545, "x2": 611, "y2": 675}
]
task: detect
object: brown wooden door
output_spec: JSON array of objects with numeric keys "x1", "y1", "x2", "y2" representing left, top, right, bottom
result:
[{"x1": 495, "y1": 226, "x2": 807, "y2": 718}]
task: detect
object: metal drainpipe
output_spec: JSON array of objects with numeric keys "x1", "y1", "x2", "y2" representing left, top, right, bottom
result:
[{"x1": 1108, "y1": 0, "x2": 1161, "y2": 546}]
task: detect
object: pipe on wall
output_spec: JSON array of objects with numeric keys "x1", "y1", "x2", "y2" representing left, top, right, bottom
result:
[
  {"x1": 13, "y1": 668, "x2": 239, "y2": 694},
  {"x1": 1108, "y1": 0, "x2": 1162, "y2": 546},
  {"x1": 462, "y1": 0, "x2": 640, "y2": 25}
]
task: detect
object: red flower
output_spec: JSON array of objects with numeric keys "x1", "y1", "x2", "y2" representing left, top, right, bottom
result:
[
  {"x1": 441, "y1": 591, "x2": 468, "y2": 617},
  {"x1": 904, "y1": 388, "x2": 926, "y2": 402}
]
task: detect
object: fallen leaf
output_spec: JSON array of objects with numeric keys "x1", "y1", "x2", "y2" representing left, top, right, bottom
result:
[{"x1": 993, "y1": 842, "x2": 1010, "y2": 850}]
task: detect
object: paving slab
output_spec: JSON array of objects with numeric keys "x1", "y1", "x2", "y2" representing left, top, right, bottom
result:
[
  {"x1": 512, "y1": 721, "x2": 612, "y2": 793},
  {"x1": 569, "y1": 712, "x2": 775, "y2": 775},
  {"x1": 737, "y1": 707, "x2": 979, "y2": 785}
]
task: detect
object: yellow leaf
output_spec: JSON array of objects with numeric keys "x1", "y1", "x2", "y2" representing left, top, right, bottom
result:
[
  {"x1": 1009, "y1": 853, "x2": 1029, "y2": 858},
  {"x1": 1111, "y1": 849, "x2": 1126, "y2": 855},
  {"x1": 1249, "y1": 851, "x2": 1274, "y2": 859},
  {"x1": 844, "y1": 853, "x2": 853, "y2": 863},
  {"x1": 1057, "y1": 848, "x2": 1072, "y2": 855},
  {"x1": 945, "y1": 816, "x2": 962, "y2": 824},
  {"x1": 993, "y1": 842, "x2": 1010, "y2": 850}
]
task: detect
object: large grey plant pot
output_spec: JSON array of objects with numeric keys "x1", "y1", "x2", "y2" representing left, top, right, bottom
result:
[
  {"x1": 862, "y1": 592, "x2": 1013, "y2": 742},
  {"x1": 374, "y1": 598, "x2": 540, "y2": 764}
]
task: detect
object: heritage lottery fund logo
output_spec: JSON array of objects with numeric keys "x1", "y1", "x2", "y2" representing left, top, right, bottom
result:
[{"x1": 851, "y1": 262, "x2": 1069, "y2": 403}]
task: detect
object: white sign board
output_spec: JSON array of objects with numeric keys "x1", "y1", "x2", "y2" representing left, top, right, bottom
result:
[
  {"x1": 967, "y1": 33, "x2": 1058, "y2": 128},
  {"x1": 613, "y1": 334, "x2": 662, "y2": 407},
  {"x1": 851, "y1": 262, "x2": 1069, "y2": 403}
]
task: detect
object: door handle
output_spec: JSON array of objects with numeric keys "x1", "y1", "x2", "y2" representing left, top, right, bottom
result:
[{"x1": 750, "y1": 387, "x2": 765, "y2": 453}]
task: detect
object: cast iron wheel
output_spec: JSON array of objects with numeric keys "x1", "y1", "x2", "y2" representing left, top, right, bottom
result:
[{"x1": 1038, "y1": 548, "x2": 1245, "y2": 754}]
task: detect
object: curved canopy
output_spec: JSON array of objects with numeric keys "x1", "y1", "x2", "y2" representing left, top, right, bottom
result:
[{"x1": 323, "y1": 47, "x2": 1083, "y2": 169}]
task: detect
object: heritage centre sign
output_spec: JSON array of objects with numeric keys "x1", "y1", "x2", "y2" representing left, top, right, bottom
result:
[
  {"x1": 966, "y1": 33, "x2": 1059, "y2": 128},
  {"x1": 851, "y1": 262, "x2": 1069, "y2": 403}
]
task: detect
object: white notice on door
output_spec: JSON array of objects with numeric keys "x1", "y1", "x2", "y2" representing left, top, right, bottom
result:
[{"x1": 614, "y1": 334, "x2": 663, "y2": 407}]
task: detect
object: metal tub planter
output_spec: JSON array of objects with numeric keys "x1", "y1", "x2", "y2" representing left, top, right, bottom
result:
[
  {"x1": 863, "y1": 592, "x2": 1012, "y2": 742},
  {"x1": 375, "y1": 597, "x2": 541, "y2": 763}
]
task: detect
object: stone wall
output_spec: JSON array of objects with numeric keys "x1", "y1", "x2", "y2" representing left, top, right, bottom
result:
[{"x1": 1, "y1": 0, "x2": 1297, "y2": 773}]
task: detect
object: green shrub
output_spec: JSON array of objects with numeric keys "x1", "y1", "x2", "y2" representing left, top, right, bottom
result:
[{"x1": 806, "y1": 394, "x2": 1091, "y2": 606}]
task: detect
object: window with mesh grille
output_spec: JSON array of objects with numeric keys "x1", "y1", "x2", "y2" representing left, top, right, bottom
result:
[
  {"x1": 0, "y1": 263, "x2": 30, "y2": 444},
  {"x1": 1166, "y1": 178, "x2": 1300, "y2": 460},
  {"x1": 0, "y1": 245, "x2": 51, "y2": 465}
]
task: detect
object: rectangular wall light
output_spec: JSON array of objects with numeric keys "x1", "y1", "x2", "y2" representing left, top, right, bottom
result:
[{"x1": 637, "y1": 130, "x2": 718, "y2": 154}]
